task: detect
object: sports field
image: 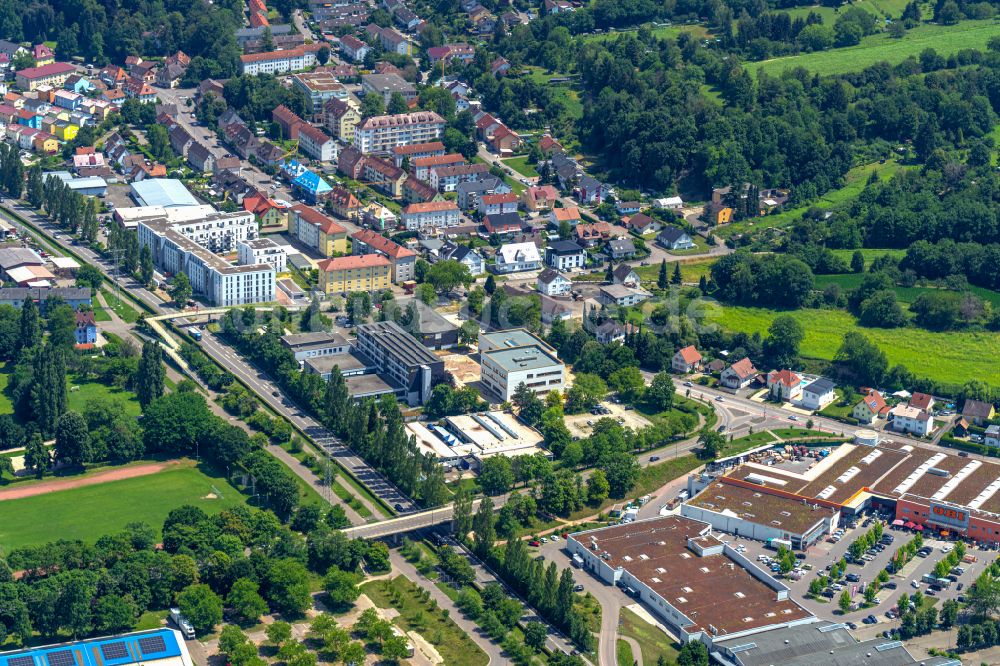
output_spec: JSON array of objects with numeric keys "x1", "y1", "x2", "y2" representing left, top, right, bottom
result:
[
  {"x1": 0, "y1": 462, "x2": 244, "y2": 549},
  {"x1": 746, "y1": 20, "x2": 1000, "y2": 77},
  {"x1": 711, "y1": 304, "x2": 1000, "y2": 387}
]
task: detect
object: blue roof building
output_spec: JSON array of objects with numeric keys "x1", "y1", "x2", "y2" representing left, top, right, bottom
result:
[
  {"x1": 0, "y1": 628, "x2": 193, "y2": 666},
  {"x1": 130, "y1": 179, "x2": 200, "y2": 207},
  {"x1": 283, "y1": 161, "x2": 332, "y2": 204}
]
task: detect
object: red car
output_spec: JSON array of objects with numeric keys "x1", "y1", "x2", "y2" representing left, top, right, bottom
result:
[{"x1": 528, "y1": 540, "x2": 540, "y2": 547}]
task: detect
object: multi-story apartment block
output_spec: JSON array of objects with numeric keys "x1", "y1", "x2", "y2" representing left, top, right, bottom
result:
[
  {"x1": 128, "y1": 210, "x2": 257, "y2": 254},
  {"x1": 138, "y1": 219, "x2": 275, "y2": 306},
  {"x1": 318, "y1": 254, "x2": 392, "y2": 294},
  {"x1": 239, "y1": 44, "x2": 324, "y2": 76},
  {"x1": 289, "y1": 204, "x2": 348, "y2": 256},
  {"x1": 430, "y1": 163, "x2": 489, "y2": 192},
  {"x1": 298, "y1": 123, "x2": 337, "y2": 162},
  {"x1": 324, "y1": 98, "x2": 361, "y2": 143},
  {"x1": 351, "y1": 228, "x2": 417, "y2": 283},
  {"x1": 413, "y1": 153, "x2": 465, "y2": 182},
  {"x1": 291, "y1": 70, "x2": 348, "y2": 114},
  {"x1": 361, "y1": 157, "x2": 407, "y2": 197},
  {"x1": 237, "y1": 237, "x2": 287, "y2": 272},
  {"x1": 353, "y1": 111, "x2": 445, "y2": 153},
  {"x1": 401, "y1": 201, "x2": 461, "y2": 230}
]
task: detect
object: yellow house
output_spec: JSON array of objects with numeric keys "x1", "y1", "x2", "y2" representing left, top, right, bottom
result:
[
  {"x1": 324, "y1": 98, "x2": 361, "y2": 143},
  {"x1": 712, "y1": 205, "x2": 733, "y2": 225},
  {"x1": 32, "y1": 134, "x2": 58, "y2": 153},
  {"x1": 290, "y1": 204, "x2": 348, "y2": 256},
  {"x1": 54, "y1": 122, "x2": 78, "y2": 141},
  {"x1": 318, "y1": 254, "x2": 391, "y2": 294}
]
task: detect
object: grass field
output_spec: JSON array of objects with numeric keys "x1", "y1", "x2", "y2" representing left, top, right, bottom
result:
[
  {"x1": 0, "y1": 462, "x2": 245, "y2": 549},
  {"x1": 781, "y1": 0, "x2": 911, "y2": 22},
  {"x1": 100, "y1": 287, "x2": 142, "y2": 323},
  {"x1": 813, "y1": 273, "x2": 1000, "y2": 309},
  {"x1": 717, "y1": 159, "x2": 905, "y2": 238},
  {"x1": 634, "y1": 258, "x2": 715, "y2": 284},
  {"x1": 712, "y1": 304, "x2": 1000, "y2": 387},
  {"x1": 580, "y1": 23, "x2": 710, "y2": 44},
  {"x1": 0, "y1": 365, "x2": 11, "y2": 414},
  {"x1": 746, "y1": 20, "x2": 1000, "y2": 77},
  {"x1": 828, "y1": 248, "x2": 906, "y2": 266},
  {"x1": 360, "y1": 576, "x2": 489, "y2": 666},
  {"x1": 619, "y1": 607, "x2": 680, "y2": 665},
  {"x1": 67, "y1": 375, "x2": 142, "y2": 417},
  {"x1": 522, "y1": 67, "x2": 584, "y2": 121},
  {"x1": 502, "y1": 155, "x2": 539, "y2": 178}
]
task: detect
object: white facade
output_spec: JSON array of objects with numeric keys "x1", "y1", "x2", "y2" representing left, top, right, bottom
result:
[
  {"x1": 545, "y1": 246, "x2": 585, "y2": 271},
  {"x1": 494, "y1": 242, "x2": 541, "y2": 274},
  {"x1": 238, "y1": 238, "x2": 287, "y2": 272},
  {"x1": 538, "y1": 272, "x2": 571, "y2": 296},
  {"x1": 480, "y1": 344, "x2": 564, "y2": 402},
  {"x1": 163, "y1": 211, "x2": 258, "y2": 253},
  {"x1": 240, "y1": 48, "x2": 319, "y2": 75},
  {"x1": 298, "y1": 126, "x2": 336, "y2": 162},
  {"x1": 353, "y1": 112, "x2": 446, "y2": 153},
  {"x1": 890, "y1": 405, "x2": 934, "y2": 437},
  {"x1": 800, "y1": 379, "x2": 836, "y2": 411},
  {"x1": 401, "y1": 204, "x2": 460, "y2": 230},
  {"x1": 138, "y1": 219, "x2": 275, "y2": 307}
]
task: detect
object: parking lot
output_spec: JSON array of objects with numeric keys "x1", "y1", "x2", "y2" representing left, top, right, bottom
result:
[{"x1": 727, "y1": 516, "x2": 990, "y2": 632}]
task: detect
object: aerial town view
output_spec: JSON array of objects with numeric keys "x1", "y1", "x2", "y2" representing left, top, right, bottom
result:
[{"x1": 0, "y1": 0, "x2": 996, "y2": 664}]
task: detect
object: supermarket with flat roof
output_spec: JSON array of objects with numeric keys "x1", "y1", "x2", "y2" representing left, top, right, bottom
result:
[{"x1": 691, "y1": 440, "x2": 1000, "y2": 546}]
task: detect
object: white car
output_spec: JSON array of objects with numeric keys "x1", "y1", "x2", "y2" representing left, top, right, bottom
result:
[
  {"x1": 941, "y1": 545, "x2": 953, "y2": 554},
  {"x1": 911, "y1": 580, "x2": 920, "y2": 589}
]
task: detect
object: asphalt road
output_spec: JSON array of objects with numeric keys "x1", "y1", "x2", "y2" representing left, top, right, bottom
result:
[{"x1": 1, "y1": 201, "x2": 419, "y2": 514}]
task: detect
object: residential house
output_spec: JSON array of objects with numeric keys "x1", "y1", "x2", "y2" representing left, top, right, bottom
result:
[
  {"x1": 575, "y1": 222, "x2": 612, "y2": 248},
  {"x1": 402, "y1": 176, "x2": 441, "y2": 204},
  {"x1": 890, "y1": 404, "x2": 934, "y2": 437},
  {"x1": 494, "y1": 242, "x2": 542, "y2": 274},
  {"x1": 522, "y1": 184, "x2": 560, "y2": 212},
  {"x1": 272, "y1": 104, "x2": 304, "y2": 140},
  {"x1": 491, "y1": 57, "x2": 511, "y2": 76},
  {"x1": 339, "y1": 35, "x2": 370, "y2": 63},
  {"x1": 337, "y1": 145, "x2": 366, "y2": 180},
  {"x1": 612, "y1": 264, "x2": 640, "y2": 287},
  {"x1": 289, "y1": 204, "x2": 348, "y2": 256},
  {"x1": 545, "y1": 240, "x2": 585, "y2": 271},
  {"x1": 361, "y1": 73, "x2": 418, "y2": 105},
  {"x1": 909, "y1": 392, "x2": 935, "y2": 413},
  {"x1": 707, "y1": 202, "x2": 733, "y2": 225},
  {"x1": 672, "y1": 345, "x2": 702, "y2": 374},
  {"x1": 550, "y1": 207, "x2": 582, "y2": 228},
  {"x1": 74, "y1": 309, "x2": 97, "y2": 346},
  {"x1": 538, "y1": 135, "x2": 563, "y2": 155},
  {"x1": 478, "y1": 192, "x2": 519, "y2": 216},
  {"x1": 801, "y1": 378, "x2": 836, "y2": 411},
  {"x1": 362, "y1": 156, "x2": 408, "y2": 197},
  {"x1": 328, "y1": 186, "x2": 361, "y2": 220},
  {"x1": 32, "y1": 44, "x2": 54, "y2": 66},
  {"x1": 392, "y1": 140, "x2": 446, "y2": 166},
  {"x1": 598, "y1": 284, "x2": 649, "y2": 307},
  {"x1": 616, "y1": 201, "x2": 641, "y2": 216},
  {"x1": 401, "y1": 201, "x2": 460, "y2": 230},
  {"x1": 353, "y1": 111, "x2": 446, "y2": 153},
  {"x1": 324, "y1": 98, "x2": 361, "y2": 143},
  {"x1": 430, "y1": 163, "x2": 489, "y2": 192},
  {"x1": 187, "y1": 142, "x2": 216, "y2": 173},
  {"x1": 413, "y1": 153, "x2": 466, "y2": 182},
  {"x1": 447, "y1": 245, "x2": 484, "y2": 276},
  {"x1": 360, "y1": 202, "x2": 398, "y2": 231},
  {"x1": 985, "y1": 425, "x2": 1000, "y2": 447},
  {"x1": 318, "y1": 254, "x2": 391, "y2": 294},
  {"x1": 626, "y1": 212, "x2": 660, "y2": 235},
  {"x1": 426, "y1": 44, "x2": 476, "y2": 65},
  {"x1": 720, "y1": 357, "x2": 758, "y2": 389},
  {"x1": 378, "y1": 27, "x2": 413, "y2": 55},
  {"x1": 607, "y1": 238, "x2": 636, "y2": 260},
  {"x1": 239, "y1": 43, "x2": 325, "y2": 75},
  {"x1": 963, "y1": 399, "x2": 996, "y2": 425},
  {"x1": 654, "y1": 196, "x2": 684, "y2": 210},
  {"x1": 853, "y1": 388, "x2": 888, "y2": 424},
  {"x1": 243, "y1": 192, "x2": 287, "y2": 227},
  {"x1": 577, "y1": 175, "x2": 611, "y2": 204},
  {"x1": 654, "y1": 220, "x2": 694, "y2": 247},
  {"x1": 767, "y1": 369, "x2": 802, "y2": 402},
  {"x1": 298, "y1": 124, "x2": 336, "y2": 162},
  {"x1": 351, "y1": 229, "x2": 418, "y2": 283},
  {"x1": 255, "y1": 141, "x2": 286, "y2": 167},
  {"x1": 292, "y1": 70, "x2": 348, "y2": 117},
  {"x1": 457, "y1": 177, "x2": 507, "y2": 210},
  {"x1": 537, "y1": 268, "x2": 571, "y2": 296},
  {"x1": 16, "y1": 62, "x2": 76, "y2": 91},
  {"x1": 483, "y1": 212, "x2": 523, "y2": 238}
]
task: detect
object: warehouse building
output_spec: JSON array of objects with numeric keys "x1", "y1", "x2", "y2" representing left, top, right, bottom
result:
[
  {"x1": 130, "y1": 179, "x2": 200, "y2": 207},
  {"x1": 407, "y1": 410, "x2": 546, "y2": 468},
  {"x1": 281, "y1": 331, "x2": 350, "y2": 362},
  {"x1": 568, "y1": 515, "x2": 814, "y2": 649}
]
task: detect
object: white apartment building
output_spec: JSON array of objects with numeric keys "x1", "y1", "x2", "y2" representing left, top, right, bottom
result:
[
  {"x1": 238, "y1": 237, "x2": 287, "y2": 273},
  {"x1": 165, "y1": 211, "x2": 258, "y2": 253},
  {"x1": 298, "y1": 124, "x2": 337, "y2": 162},
  {"x1": 353, "y1": 111, "x2": 446, "y2": 153},
  {"x1": 401, "y1": 201, "x2": 461, "y2": 230},
  {"x1": 138, "y1": 219, "x2": 275, "y2": 307},
  {"x1": 239, "y1": 44, "x2": 323, "y2": 76},
  {"x1": 480, "y1": 343, "x2": 565, "y2": 402},
  {"x1": 494, "y1": 242, "x2": 541, "y2": 274},
  {"x1": 890, "y1": 404, "x2": 934, "y2": 437}
]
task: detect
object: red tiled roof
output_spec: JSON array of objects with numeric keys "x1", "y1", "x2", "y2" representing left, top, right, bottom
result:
[
  {"x1": 412, "y1": 153, "x2": 465, "y2": 167},
  {"x1": 292, "y1": 204, "x2": 346, "y2": 235},
  {"x1": 677, "y1": 345, "x2": 702, "y2": 364},
  {"x1": 909, "y1": 392, "x2": 934, "y2": 411},
  {"x1": 403, "y1": 201, "x2": 458, "y2": 214},
  {"x1": 727, "y1": 357, "x2": 757, "y2": 379},
  {"x1": 318, "y1": 254, "x2": 390, "y2": 271},
  {"x1": 17, "y1": 62, "x2": 75, "y2": 79},
  {"x1": 481, "y1": 193, "x2": 518, "y2": 205},
  {"x1": 351, "y1": 229, "x2": 417, "y2": 259},
  {"x1": 552, "y1": 207, "x2": 581, "y2": 221},
  {"x1": 767, "y1": 369, "x2": 800, "y2": 388},
  {"x1": 240, "y1": 43, "x2": 324, "y2": 64}
]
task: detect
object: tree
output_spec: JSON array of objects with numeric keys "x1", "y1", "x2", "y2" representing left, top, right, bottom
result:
[
  {"x1": 697, "y1": 428, "x2": 725, "y2": 459},
  {"x1": 479, "y1": 456, "x2": 514, "y2": 494},
  {"x1": 227, "y1": 578, "x2": 268, "y2": 625},
  {"x1": 523, "y1": 621, "x2": 547, "y2": 650},
  {"x1": 76, "y1": 264, "x2": 103, "y2": 291},
  {"x1": 484, "y1": 274, "x2": 496, "y2": 295},
  {"x1": 608, "y1": 366, "x2": 644, "y2": 403},
  {"x1": 17, "y1": 297, "x2": 41, "y2": 352},
  {"x1": 763, "y1": 315, "x2": 804, "y2": 369},
  {"x1": 55, "y1": 411, "x2": 91, "y2": 465},
  {"x1": 512, "y1": 383, "x2": 545, "y2": 425},
  {"x1": 46, "y1": 303, "x2": 76, "y2": 349},
  {"x1": 266, "y1": 620, "x2": 293, "y2": 646},
  {"x1": 177, "y1": 584, "x2": 223, "y2": 634},
  {"x1": 93, "y1": 595, "x2": 137, "y2": 634},
  {"x1": 387, "y1": 92, "x2": 409, "y2": 115},
  {"x1": 565, "y1": 373, "x2": 608, "y2": 413},
  {"x1": 361, "y1": 93, "x2": 385, "y2": 117},
  {"x1": 142, "y1": 391, "x2": 214, "y2": 455},
  {"x1": 859, "y1": 290, "x2": 907, "y2": 328},
  {"x1": 587, "y1": 469, "x2": 610, "y2": 504},
  {"x1": 323, "y1": 566, "x2": 360, "y2": 607},
  {"x1": 317, "y1": 45, "x2": 330, "y2": 65},
  {"x1": 657, "y1": 259, "x2": 668, "y2": 289},
  {"x1": 835, "y1": 332, "x2": 888, "y2": 386},
  {"x1": 968, "y1": 571, "x2": 1000, "y2": 619},
  {"x1": 265, "y1": 558, "x2": 312, "y2": 618},
  {"x1": 603, "y1": 451, "x2": 641, "y2": 497},
  {"x1": 838, "y1": 589, "x2": 852, "y2": 613},
  {"x1": 170, "y1": 272, "x2": 193, "y2": 307},
  {"x1": 382, "y1": 635, "x2": 411, "y2": 662},
  {"x1": 23, "y1": 432, "x2": 49, "y2": 478},
  {"x1": 426, "y1": 260, "x2": 473, "y2": 294},
  {"x1": 473, "y1": 496, "x2": 496, "y2": 558},
  {"x1": 137, "y1": 341, "x2": 165, "y2": 408},
  {"x1": 851, "y1": 250, "x2": 865, "y2": 273},
  {"x1": 940, "y1": 598, "x2": 958, "y2": 628},
  {"x1": 645, "y1": 372, "x2": 675, "y2": 411},
  {"x1": 459, "y1": 319, "x2": 480, "y2": 346},
  {"x1": 139, "y1": 245, "x2": 154, "y2": 285},
  {"x1": 672, "y1": 262, "x2": 682, "y2": 285},
  {"x1": 677, "y1": 641, "x2": 709, "y2": 666}
]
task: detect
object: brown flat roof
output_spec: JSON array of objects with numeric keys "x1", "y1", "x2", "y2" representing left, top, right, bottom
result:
[
  {"x1": 688, "y1": 481, "x2": 836, "y2": 535},
  {"x1": 575, "y1": 516, "x2": 811, "y2": 636}
]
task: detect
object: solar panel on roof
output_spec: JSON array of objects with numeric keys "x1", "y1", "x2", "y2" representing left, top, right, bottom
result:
[
  {"x1": 7, "y1": 656, "x2": 36, "y2": 666},
  {"x1": 138, "y1": 635, "x2": 167, "y2": 655},
  {"x1": 45, "y1": 651, "x2": 75, "y2": 666},
  {"x1": 100, "y1": 642, "x2": 129, "y2": 660}
]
